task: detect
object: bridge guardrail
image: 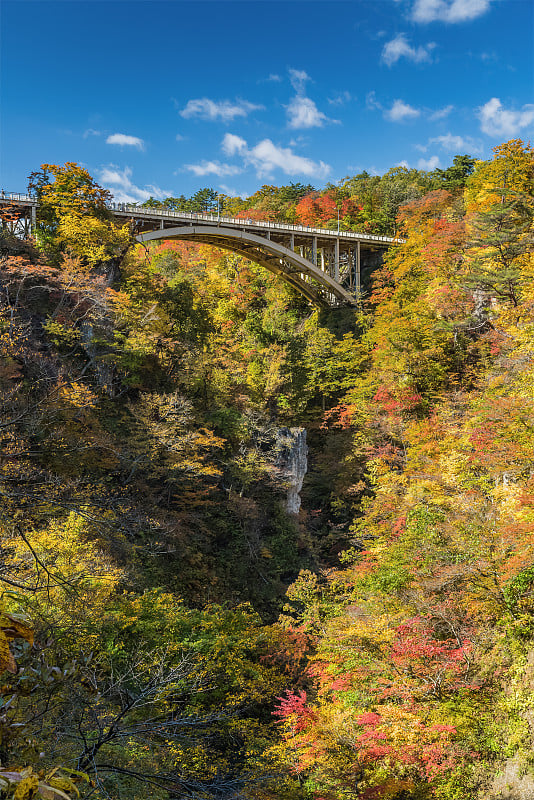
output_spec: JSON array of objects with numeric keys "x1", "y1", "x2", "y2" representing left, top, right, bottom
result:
[
  {"x1": 0, "y1": 192, "x2": 34, "y2": 201},
  {"x1": 0, "y1": 191, "x2": 401, "y2": 244},
  {"x1": 107, "y1": 203, "x2": 399, "y2": 244}
]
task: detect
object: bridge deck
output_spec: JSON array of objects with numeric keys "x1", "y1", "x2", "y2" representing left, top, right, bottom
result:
[
  {"x1": 0, "y1": 191, "x2": 402, "y2": 307},
  {"x1": 0, "y1": 192, "x2": 398, "y2": 248}
]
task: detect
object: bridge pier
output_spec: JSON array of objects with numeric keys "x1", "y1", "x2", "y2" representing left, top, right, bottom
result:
[
  {"x1": 334, "y1": 238, "x2": 340, "y2": 282},
  {"x1": 354, "y1": 242, "x2": 361, "y2": 291}
]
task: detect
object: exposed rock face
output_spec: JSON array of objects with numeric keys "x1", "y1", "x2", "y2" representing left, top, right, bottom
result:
[
  {"x1": 484, "y1": 648, "x2": 534, "y2": 799},
  {"x1": 275, "y1": 427, "x2": 308, "y2": 514},
  {"x1": 486, "y1": 758, "x2": 534, "y2": 799}
]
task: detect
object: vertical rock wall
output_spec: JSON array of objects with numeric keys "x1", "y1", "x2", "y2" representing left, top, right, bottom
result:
[{"x1": 275, "y1": 427, "x2": 308, "y2": 514}]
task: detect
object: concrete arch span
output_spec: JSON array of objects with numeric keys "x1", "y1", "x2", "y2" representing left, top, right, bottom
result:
[{"x1": 136, "y1": 225, "x2": 357, "y2": 307}]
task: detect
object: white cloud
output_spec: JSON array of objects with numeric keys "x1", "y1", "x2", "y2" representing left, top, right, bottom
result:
[
  {"x1": 248, "y1": 139, "x2": 330, "y2": 178},
  {"x1": 106, "y1": 133, "x2": 145, "y2": 150},
  {"x1": 286, "y1": 95, "x2": 334, "y2": 129},
  {"x1": 222, "y1": 134, "x2": 248, "y2": 156},
  {"x1": 327, "y1": 91, "x2": 352, "y2": 106},
  {"x1": 264, "y1": 73, "x2": 282, "y2": 83},
  {"x1": 385, "y1": 99, "x2": 421, "y2": 121},
  {"x1": 430, "y1": 133, "x2": 483, "y2": 153},
  {"x1": 289, "y1": 68, "x2": 311, "y2": 94},
  {"x1": 411, "y1": 0, "x2": 493, "y2": 23},
  {"x1": 397, "y1": 160, "x2": 410, "y2": 168},
  {"x1": 98, "y1": 166, "x2": 168, "y2": 204},
  {"x1": 381, "y1": 33, "x2": 436, "y2": 66},
  {"x1": 83, "y1": 128, "x2": 101, "y2": 138},
  {"x1": 175, "y1": 134, "x2": 185, "y2": 142},
  {"x1": 219, "y1": 184, "x2": 247, "y2": 199},
  {"x1": 477, "y1": 97, "x2": 534, "y2": 137},
  {"x1": 418, "y1": 155, "x2": 441, "y2": 169},
  {"x1": 368, "y1": 94, "x2": 453, "y2": 125},
  {"x1": 480, "y1": 51, "x2": 498, "y2": 62},
  {"x1": 184, "y1": 160, "x2": 243, "y2": 177},
  {"x1": 429, "y1": 104, "x2": 454, "y2": 121},
  {"x1": 180, "y1": 98, "x2": 264, "y2": 122},
  {"x1": 366, "y1": 91, "x2": 383, "y2": 111},
  {"x1": 221, "y1": 133, "x2": 330, "y2": 179},
  {"x1": 284, "y1": 68, "x2": 335, "y2": 129}
]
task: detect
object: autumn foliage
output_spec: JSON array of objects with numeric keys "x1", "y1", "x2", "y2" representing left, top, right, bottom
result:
[
  {"x1": 268, "y1": 140, "x2": 534, "y2": 800},
  {"x1": 0, "y1": 143, "x2": 533, "y2": 799}
]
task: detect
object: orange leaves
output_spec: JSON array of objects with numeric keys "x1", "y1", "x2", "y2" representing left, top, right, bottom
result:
[
  {"x1": 320, "y1": 403, "x2": 357, "y2": 430},
  {"x1": 423, "y1": 218, "x2": 465, "y2": 279},
  {"x1": 294, "y1": 190, "x2": 363, "y2": 228},
  {"x1": 0, "y1": 612, "x2": 33, "y2": 674},
  {"x1": 236, "y1": 208, "x2": 275, "y2": 223},
  {"x1": 273, "y1": 690, "x2": 316, "y2": 732},
  {"x1": 352, "y1": 704, "x2": 459, "y2": 778},
  {"x1": 52, "y1": 380, "x2": 98, "y2": 411},
  {"x1": 397, "y1": 189, "x2": 453, "y2": 229},
  {"x1": 387, "y1": 616, "x2": 474, "y2": 699},
  {"x1": 0, "y1": 201, "x2": 30, "y2": 225}
]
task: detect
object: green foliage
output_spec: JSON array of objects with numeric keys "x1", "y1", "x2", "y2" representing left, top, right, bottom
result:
[
  {"x1": 3, "y1": 143, "x2": 534, "y2": 799},
  {"x1": 43, "y1": 319, "x2": 81, "y2": 351},
  {"x1": 431, "y1": 155, "x2": 477, "y2": 194},
  {"x1": 464, "y1": 190, "x2": 534, "y2": 306}
]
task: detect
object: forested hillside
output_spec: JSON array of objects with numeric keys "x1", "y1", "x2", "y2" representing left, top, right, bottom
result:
[
  {"x1": 142, "y1": 154, "x2": 476, "y2": 237},
  {"x1": 0, "y1": 140, "x2": 533, "y2": 800}
]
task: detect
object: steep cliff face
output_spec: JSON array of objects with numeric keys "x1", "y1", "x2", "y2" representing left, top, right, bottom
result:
[
  {"x1": 275, "y1": 427, "x2": 308, "y2": 514},
  {"x1": 488, "y1": 760, "x2": 534, "y2": 800},
  {"x1": 486, "y1": 647, "x2": 534, "y2": 800}
]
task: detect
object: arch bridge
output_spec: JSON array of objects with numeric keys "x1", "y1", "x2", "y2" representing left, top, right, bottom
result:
[{"x1": 0, "y1": 193, "x2": 400, "y2": 307}]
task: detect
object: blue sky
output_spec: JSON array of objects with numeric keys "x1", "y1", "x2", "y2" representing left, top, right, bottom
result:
[{"x1": 1, "y1": 0, "x2": 533, "y2": 202}]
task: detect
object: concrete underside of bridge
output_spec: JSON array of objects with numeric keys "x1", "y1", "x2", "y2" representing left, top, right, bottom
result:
[{"x1": 136, "y1": 225, "x2": 359, "y2": 307}]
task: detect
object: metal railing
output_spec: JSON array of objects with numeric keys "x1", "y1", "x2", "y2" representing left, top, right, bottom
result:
[
  {"x1": 0, "y1": 191, "x2": 402, "y2": 245},
  {"x1": 0, "y1": 192, "x2": 34, "y2": 202},
  {"x1": 107, "y1": 202, "x2": 399, "y2": 244}
]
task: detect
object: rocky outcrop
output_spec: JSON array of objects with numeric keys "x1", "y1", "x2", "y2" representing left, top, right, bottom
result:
[
  {"x1": 275, "y1": 427, "x2": 308, "y2": 514},
  {"x1": 486, "y1": 759, "x2": 534, "y2": 799}
]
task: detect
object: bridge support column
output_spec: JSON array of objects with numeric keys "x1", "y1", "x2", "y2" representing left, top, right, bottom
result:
[
  {"x1": 160, "y1": 220, "x2": 164, "y2": 229},
  {"x1": 353, "y1": 242, "x2": 361, "y2": 291},
  {"x1": 31, "y1": 204, "x2": 36, "y2": 234},
  {"x1": 312, "y1": 236, "x2": 317, "y2": 266},
  {"x1": 289, "y1": 233, "x2": 294, "y2": 251},
  {"x1": 335, "y1": 239, "x2": 340, "y2": 281},
  {"x1": 320, "y1": 248, "x2": 325, "y2": 271}
]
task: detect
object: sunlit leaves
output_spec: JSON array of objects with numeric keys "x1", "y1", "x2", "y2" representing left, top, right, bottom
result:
[{"x1": 272, "y1": 140, "x2": 534, "y2": 799}]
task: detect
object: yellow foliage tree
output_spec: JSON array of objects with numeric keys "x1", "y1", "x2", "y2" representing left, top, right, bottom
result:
[{"x1": 57, "y1": 213, "x2": 131, "y2": 270}]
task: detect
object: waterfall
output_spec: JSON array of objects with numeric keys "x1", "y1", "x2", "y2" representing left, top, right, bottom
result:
[{"x1": 275, "y1": 427, "x2": 308, "y2": 514}]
